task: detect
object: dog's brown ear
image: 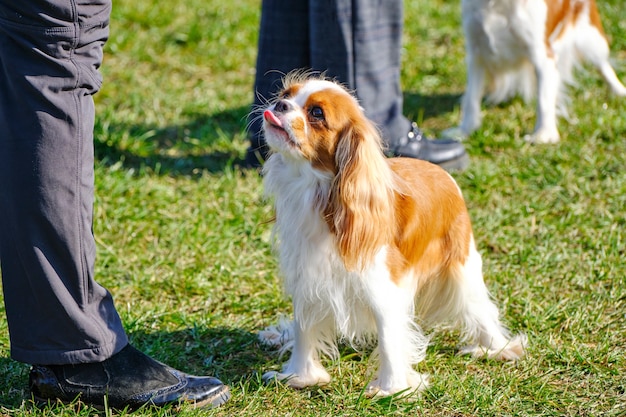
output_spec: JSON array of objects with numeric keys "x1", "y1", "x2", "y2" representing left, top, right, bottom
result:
[{"x1": 326, "y1": 121, "x2": 396, "y2": 271}]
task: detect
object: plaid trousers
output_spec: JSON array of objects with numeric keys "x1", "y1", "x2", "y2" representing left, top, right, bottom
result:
[{"x1": 249, "y1": 0, "x2": 411, "y2": 151}]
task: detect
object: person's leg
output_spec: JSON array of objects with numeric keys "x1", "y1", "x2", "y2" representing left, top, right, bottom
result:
[
  {"x1": 0, "y1": 0, "x2": 127, "y2": 366},
  {"x1": 310, "y1": 0, "x2": 409, "y2": 142},
  {"x1": 246, "y1": 0, "x2": 311, "y2": 166},
  {"x1": 0, "y1": 0, "x2": 229, "y2": 408}
]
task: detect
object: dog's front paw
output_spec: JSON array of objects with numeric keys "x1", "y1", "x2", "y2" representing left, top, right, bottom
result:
[
  {"x1": 262, "y1": 368, "x2": 331, "y2": 389},
  {"x1": 364, "y1": 371, "x2": 429, "y2": 398},
  {"x1": 524, "y1": 129, "x2": 560, "y2": 144},
  {"x1": 258, "y1": 318, "x2": 295, "y2": 350},
  {"x1": 460, "y1": 334, "x2": 527, "y2": 361}
]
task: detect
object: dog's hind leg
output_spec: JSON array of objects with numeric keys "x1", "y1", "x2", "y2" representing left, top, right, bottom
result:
[
  {"x1": 574, "y1": 21, "x2": 626, "y2": 96},
  {"x1": 459, "y1": 245, "x2": 526, "y2": 360},
  {"x1": 440, "y1": 243, "x2": 526, "y2": 361}
]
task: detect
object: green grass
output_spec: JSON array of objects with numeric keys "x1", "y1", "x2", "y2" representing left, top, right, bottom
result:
[{"x1": 1, "y1": 0, "x2": 625, "y2": 415}]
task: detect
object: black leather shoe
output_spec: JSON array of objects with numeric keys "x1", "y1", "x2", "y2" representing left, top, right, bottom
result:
[
  {"x1": 29, "y1": 345, "x2": 230, "y2": 410},
  {"x1": 387, "y1": 122, "x2": 469, "y2": 171}
]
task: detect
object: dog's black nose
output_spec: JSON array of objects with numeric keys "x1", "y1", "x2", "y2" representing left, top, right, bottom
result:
[{"x1": 274, "y1": 99, "x2": 293, "y2": 114}]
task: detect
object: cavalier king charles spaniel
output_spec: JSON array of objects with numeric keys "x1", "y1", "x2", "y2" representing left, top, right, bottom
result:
[
  {"x1": 449, "y1": 0, "x2": 626, "y2": 143},
  {"x1": 258, "y1": 72, "x2": 525, "y2": 397}
]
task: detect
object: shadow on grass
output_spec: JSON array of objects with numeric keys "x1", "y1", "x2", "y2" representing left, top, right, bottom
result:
[
  {"x1": 94, "y1": 105, "x2": 255, "y2": 177},
  {"x1": 0, "y1": 357, "x2": 30, "y2": 409},
  {"x1": 128, "y1": 326, "x2": 275, "y2": 385},
  {"x1": 403, "y1": 91, "x2": 462, "y2": 120},
  {"x1": 0, "y1": 357, "x2": 30, "y2": 408}
]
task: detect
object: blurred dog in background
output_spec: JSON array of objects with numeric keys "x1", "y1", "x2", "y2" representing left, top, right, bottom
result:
[{"x1": 449, "y1": 0, "x2": 626, "y2": 143}]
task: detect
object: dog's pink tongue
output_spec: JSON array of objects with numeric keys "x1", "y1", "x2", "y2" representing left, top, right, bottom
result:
[{"x1": 264, "y1": 109, "x2": 283, "y2": 128}]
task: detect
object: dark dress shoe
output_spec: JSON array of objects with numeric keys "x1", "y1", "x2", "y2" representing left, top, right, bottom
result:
[
  {"x1": 387, "y1": 122, "x2": 469, "y2": 172},
  {"x1": 29, "y1": 344, "x2": 230, "y2": 410}
]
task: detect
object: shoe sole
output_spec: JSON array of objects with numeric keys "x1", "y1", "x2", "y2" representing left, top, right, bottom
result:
[
  {"x1": 32, "y1": 384, "x2": 231, "y2": 411},
  {"x1": 187, "y1": 384, "x2": 231, "y2": 409}
]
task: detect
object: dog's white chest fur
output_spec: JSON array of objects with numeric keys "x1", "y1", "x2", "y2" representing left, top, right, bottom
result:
[{"x1": 263, "y1": 155, "x2": 381, "y2": 339}]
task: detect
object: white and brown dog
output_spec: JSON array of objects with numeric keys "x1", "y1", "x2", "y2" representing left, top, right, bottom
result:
[
  {"x1": 450, "y1": 0, "x2": 626, "y2": 143},
  {"x1": 258, "y1": 73, "x2": 525, "y2": 397}
]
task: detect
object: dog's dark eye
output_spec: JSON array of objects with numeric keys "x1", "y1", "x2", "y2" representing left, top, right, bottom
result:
[{"x1": 309, "y1": 106, "x2": 324, "y2": 120}]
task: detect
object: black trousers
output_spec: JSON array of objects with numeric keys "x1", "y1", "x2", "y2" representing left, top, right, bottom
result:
[
  {"x1": 0, "y1": 0, "x2": 128, "y2": 365},
  {"x1": 249, "y1": 0, "x2": 411, "y2": 151}
]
